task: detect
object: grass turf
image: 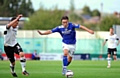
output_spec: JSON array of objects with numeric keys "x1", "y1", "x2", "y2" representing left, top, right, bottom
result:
[{"x1": 0, "y1": 60, "x2": 120, "y2": 78}]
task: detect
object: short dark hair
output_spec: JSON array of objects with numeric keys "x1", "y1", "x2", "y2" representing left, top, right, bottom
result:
[
  {"x1": 10, "y1": 17, "x2": 19, "y2": 21},
  {"x1": 61, "y1": 16, "x2": 69, "y2": 21},
  {"x1": 110, "y1": 27, "x2": 114, "y2": 30}
]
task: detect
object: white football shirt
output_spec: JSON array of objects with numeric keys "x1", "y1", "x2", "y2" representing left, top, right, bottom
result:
[
  {"x1": 4, "y1": 25, "x2": 18, "y2": 47},
  {"x1": 106, "y1": 34, "x2": 119, "y2": 48}
]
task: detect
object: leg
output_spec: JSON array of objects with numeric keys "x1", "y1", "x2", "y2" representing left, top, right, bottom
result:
[
  {"x1": 67, "y1": 54, "x2": 72, "y2": 66},
  {"x1": 107, "y1": 48, "x2": 111, "y2": 68},
  {"x1": 0, "y1": 56, "x2": 3, "y2": 60},
  {"x1": 67, "y1": 47, "x2": 75, "y2": 66},
  {"x1": 1, "y1": 56, "x2": 3, "y2": 60},
  {"x1": 107, "y1": 54, "x2": 111, "y2": 68},
  {"x1": 62, "y1": 43, "x2": 75, "y2": 75},
  {"x1": 9, "y1": 58, "x2": 18, "y2": 77},
  {"x1": 19, "y1": 52, "x2": 29, "y2": 75},
  {"x1": 62, "y1": 49, "x2": 68, "y2": 75},
  {"x1": 10, "y1": 61, "x2": 15, "y2": 72},
  {"x1": 63, "y1": 49, "x2": 68, "y2": 66},
  {"x1": 4, "y1": 46, "x2": 18, "y2": 77},
  {"x1": 113, "y1": 48, "x2": 117, "y2": 61},
  {"x1": 14, "y1": 43, "x2": 29, "y2": 75},
  {"x1": 107, "y1": 48, "x2": 112, "y2": 68},
  {"x1": 37, "y1": 57, "x2": 40, "y2": 60},
  {"x1": 113, "y1": 55, "x2": 117, "y2": 60}
]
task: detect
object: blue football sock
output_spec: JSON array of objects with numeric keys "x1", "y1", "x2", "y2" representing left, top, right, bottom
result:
[{"x1": 63, "y1": 56, "x2": 68, "y2": 66}]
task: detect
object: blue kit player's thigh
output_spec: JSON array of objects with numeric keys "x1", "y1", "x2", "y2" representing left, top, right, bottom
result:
[
  {"x1": 68, "y1": 45, "x2": 75, "y2": 57},
  {"x1": 62, "y1": 43, "x2": 76, "y2": 57}
]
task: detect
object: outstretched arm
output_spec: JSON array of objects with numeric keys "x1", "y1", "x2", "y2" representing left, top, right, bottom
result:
[
  {"x1": 80, "y1": 25, "x2": 94, "y2": 34},
  {"x1": 37, "y1": 30, "x2": 52, "y2": 35},
  {"x1": 103, "y1": 40, "x2": 107, "y2": 46},
  {"x1": 119, "y1": 40, "x2": 120, "y2": 45}
]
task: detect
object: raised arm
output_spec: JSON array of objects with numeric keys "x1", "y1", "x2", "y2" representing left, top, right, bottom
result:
[
  {"x1": 37, "y1": 30, "x2": 52, "y2": 35},
  {"x1": 80, "y1": 25, "x2": 94, "y2": 34},
  {"x1": 7, "y1": 14, "x2": 22, "y2": 28}
]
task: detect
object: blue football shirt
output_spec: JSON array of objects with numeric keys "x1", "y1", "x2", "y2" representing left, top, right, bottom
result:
[{"x1": 51, "y1": 22, "x2": 80, "y2": 44}]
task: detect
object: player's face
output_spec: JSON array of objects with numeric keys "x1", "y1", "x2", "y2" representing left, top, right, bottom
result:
[
  {"x1": 109, "y1": 28, "x2": 114, "y2": 34},
  {"x1": 12, "y1": 21, "x2": 19, "y2": 28},
  {"x1": 62, "y1": 19, "x2": 68, "y2": 28}
]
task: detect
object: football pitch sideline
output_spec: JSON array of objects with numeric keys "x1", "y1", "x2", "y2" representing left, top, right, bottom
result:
[{"x1": 0, "y1": 60, "x2": 120, "y2": 78}]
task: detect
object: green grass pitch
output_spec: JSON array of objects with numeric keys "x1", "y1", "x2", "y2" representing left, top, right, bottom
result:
[{"x1": 0, "y1": 60, "x2": 120, "y2": 78}]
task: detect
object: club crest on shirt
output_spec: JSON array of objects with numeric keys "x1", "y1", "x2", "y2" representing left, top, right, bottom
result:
[{"x1": 62, "y1": 29, "x2": 71, "y2": 34}]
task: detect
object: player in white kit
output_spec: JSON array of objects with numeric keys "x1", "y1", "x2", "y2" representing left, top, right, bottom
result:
[
  {"x1": 103, "y1": 28, "x2": 120, "y2": 68},
  {"x1": 4, "y1": 14, "x2": 29, "y2": 77}
]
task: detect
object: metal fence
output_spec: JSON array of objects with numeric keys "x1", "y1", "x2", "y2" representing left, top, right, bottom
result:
[{"x1": 1, "y1": 37, "x2": 120, "y2": 54}]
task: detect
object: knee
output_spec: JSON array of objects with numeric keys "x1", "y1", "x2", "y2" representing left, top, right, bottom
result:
[
  {"x1": 63, "y1": 49, "x2": 68, "y2": 56},
  {"x1": 108, "y1": 54, "x2": 111, "y2": 57},
  {"x1": 64, "y1": 53, "x2": 67, "y2": 56},
  {"x1": 19, "y1": 52, "x2": 25, "y2": 57},
  {"x1": 10, "y1": 59, "x2": 15, "y2": 64}
]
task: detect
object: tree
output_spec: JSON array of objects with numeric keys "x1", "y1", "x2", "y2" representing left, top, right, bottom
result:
[
  {"x1": 99, "y1": 15, "x2": 120, "y2": 31},
  {"x1": 23, "y1": 8, "x2": 65, "y2": 30},
  {"x1": 0, "y1": 0, "x2": 34, "y2": 17},
  {"x1": 69, "y1": 0, "x2": 83, "y2": 23},
  {"x1": 25, "y1": 0, "x2": 34, "y2": 16},
  {"x1": 70, "y1": 0, "x2": 75, "y2": 11},
  {"x1": 92, "y1": 9, "x2": 101, "y2": 17},
  {"x1": 19, "y1": 0, "x2": 34, "y2": 16},
  {"x1": 0, "y1": 0, "x2": 11, "y2": 16},
  {"x1": 82, "y1": 6, "x2": 91, "y2": 15},
  {"x1": 69, "y1": 13, "x2": 83, "y2": 24}
]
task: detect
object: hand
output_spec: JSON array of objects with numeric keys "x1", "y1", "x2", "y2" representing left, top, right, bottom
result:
[
  {"x1": 89, "y1": 30, "x2": 94, "y2": 34},
  {"x1": 37, "y1": 30, "x2": 43, "y2": 35},
  {"x1": 80, "y1": 26, "x2": 94, "y2": 34},
  {"x1": 17, "y1": 14, "x2": 23, "y2": 19}
]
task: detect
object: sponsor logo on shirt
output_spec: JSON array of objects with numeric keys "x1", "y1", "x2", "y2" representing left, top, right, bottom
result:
[{"x1": 62, "y1": 29, "x2": 71, "y2": 34}]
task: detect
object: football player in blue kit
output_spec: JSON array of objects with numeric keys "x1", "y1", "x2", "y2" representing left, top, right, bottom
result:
[{"x1": 37, "y1": 16, "x2": 94, "y2": 75}]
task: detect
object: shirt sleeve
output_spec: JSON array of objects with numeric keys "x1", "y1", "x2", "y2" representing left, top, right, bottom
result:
[
  {"x1": 16, "y1": 26, "x2": 19, "y2": 30},
  {"x1": 51, "y1": 27, "x2": 60, "y2": 33},
  {"x1": 115, "y1": 34, "x2": 119, "y2": 40},
  {"x1": 72, "y1": 23, "x2": 80, "y2": 28},
  {"x1": 106, "y1": 39, "x2": 108, "y2": 41},
  {"x1": 105, "y1": 35, "x2": 109, "y2": 41},
  {"x1": 6, "y1": 24, "x2": 10, "y2": 29}
]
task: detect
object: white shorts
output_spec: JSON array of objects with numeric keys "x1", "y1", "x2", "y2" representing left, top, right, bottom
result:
[{"x1": 62, "y1": 43, "x2": 76, "y2": 57}]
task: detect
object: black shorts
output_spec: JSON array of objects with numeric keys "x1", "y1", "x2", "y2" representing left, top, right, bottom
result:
[
  {"x1": 107, "y1": 48, "x2": 117, "y2": 55},
  {"x1": 4, "y1": 43, "x2": 23, "y2": 63}
]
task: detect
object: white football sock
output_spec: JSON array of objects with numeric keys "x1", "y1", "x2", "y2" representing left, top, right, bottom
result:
[
  {"x1": 20, "y1": 57, "x2": 26, "y2": 72},
  {"x1": 10, "y1": 63, "x2": 15, "y2": 73},
  {"x1": 107, "y1": 57, "x2": 111, "y2": 66}
]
